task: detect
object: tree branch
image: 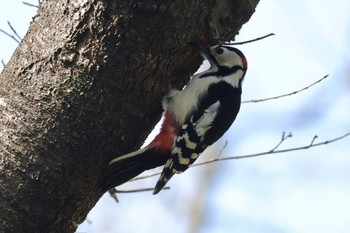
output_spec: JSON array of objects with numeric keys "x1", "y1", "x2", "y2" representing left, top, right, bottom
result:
[
  {"x1": 0, "y1": 28, "x2": 21, "y2": 44},
  {"x1": 116, "y1": 186, "x2": 170, "y2": 193},
  {"x1": 268, "y1": 131, "x2": 293, "y2": 152},
  {"x1": 195, "y1": 132, "x2": 350, "y2": 166},
  {"x1": 7, "y1": 21, "x2": 22, "y2": 42},
  {"x1": 242, "y1": 75, "x2": 329, "y2": 103},
  {"x1": 22, "y1": 1, "x2": 40, "y2": 8},
  {"x1": 128, "y1": 132, "x2": 350, "y2": 184},
  {"x1": 226, "y1": 33, "x2": 275, "y2": 45}
]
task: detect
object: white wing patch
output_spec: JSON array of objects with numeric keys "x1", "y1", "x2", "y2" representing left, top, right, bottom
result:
[
  {"x1": 169, "y1": 76, "x2": 219, "y2": 125},
  {"x1": 195, "y1": 101, "x2": 220, "y2": 138}
]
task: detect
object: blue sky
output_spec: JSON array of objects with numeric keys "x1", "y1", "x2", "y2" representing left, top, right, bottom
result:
[{"x1": 1, "y1": 1, "x2": 350, "y2": 233}]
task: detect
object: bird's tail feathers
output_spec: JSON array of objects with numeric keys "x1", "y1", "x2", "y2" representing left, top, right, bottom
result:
[
  {"x1": 102, "y1": 148, "x2": 167, "y2": 192},
  {"x1": 153, "y1": 159, "x2": 177, "y2": 195}
]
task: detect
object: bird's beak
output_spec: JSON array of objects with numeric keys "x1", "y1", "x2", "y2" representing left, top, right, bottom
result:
[{"x1": 189, "y1": 43, "x2": 211, "y2": 60}]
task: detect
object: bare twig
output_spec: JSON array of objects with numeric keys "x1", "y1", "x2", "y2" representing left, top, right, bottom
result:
[
  {"x1": 107, "y1": 186, "x2": 170, "y2": 200},
  {"x1": 225, "y1": 33, "x2": 275, "y2": 45},
  {"x1": 193, "y1": 132, "x2": 350, "y2": 167},
  {"x1": 242, "y1": 75, "x2": 329, "y2": 103},
  {"x1": 22, "y1": 1, "x2": 39, "y2": 8},
  {"x1": 114, "y1": 186, "x2": 170, "y2": 193},
  {"x1": 268, "y1": 131, "x2": 293, "y2": 152},
  {"x1": 309, "y1": 135, "x2": 318, "y2": 146},
  {"x1": 218, "y1": 140, "x2": 228, "y2": 157},
  {"x1": 131, "y1": 170, "x2": 161, "y2": 181},
  {"x1": 129, "y1": 141, "x2": 229, "y2": 182},
  {"x1": 0, "y1": 29, "x2": 21, "y2": 44},
  {"x1": 107, "y1": 132, "x2": 349, "y2": 197},
  {"x1": 1, "y1": 60, "x2": 5, "y2": 67},
  {"x1": 132, "y1": 132, "x2": 350, "y2": 181},
  {"x1": 7, "y1": 21, "x2": 22, "y2": 42}
]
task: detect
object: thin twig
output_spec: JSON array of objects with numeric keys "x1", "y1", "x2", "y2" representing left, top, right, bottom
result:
[
  {"x1": 130, "y1": 141, "x2": 229, "y2": 182},
  {"x1": 218, "y1": 140, "x2": 228, "y2": 157},
  {"x1": 225, "y1": 33, "x2": 275, "y2": 45},
  {"x1": 193, "y1": 132, "x2": 350, "y2": 167},
  {"x1": 131, "y1": 170, "x2": 161, "y2": 181},
  {"x1": 268, "y1": 131, "x2": 293, "y2": 152},
  {"x1": 0, "y1": 29, "x2": 21, "y2": 44},
  {"x1": 242, "y1": 75, "x2": 329, "y2": 103},
  {"x1": 114, "y1": 186, "x2": 170, "y2": 193},
  {"x1": 1, "y1": 60, "x2": 5, "y2": 67},
  {"x1": 133, "y1": 132, "x2": 350, "y2": 181},
  {"x1": 22, "y1": 1, "x2": 39, "y2": 8},
  {"x1": 7, "y1": 21, "x2": 22, "y2": 42},
  {"x1": 309, "y1": 135, "x2": 318, "y2": 146}
]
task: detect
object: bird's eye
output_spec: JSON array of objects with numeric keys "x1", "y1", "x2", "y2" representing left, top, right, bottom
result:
[{"x1": 216, "y1": 48, "x2": 224, "y2": 54}]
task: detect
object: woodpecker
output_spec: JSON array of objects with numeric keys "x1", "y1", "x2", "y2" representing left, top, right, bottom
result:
[{"x1": 102, "y1": 43, "x2": 247, "y2": 194}]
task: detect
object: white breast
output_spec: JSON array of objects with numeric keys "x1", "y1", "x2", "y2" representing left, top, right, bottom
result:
[{"x1": 167, "y1": 74, "x2": 219, "y2": 125}]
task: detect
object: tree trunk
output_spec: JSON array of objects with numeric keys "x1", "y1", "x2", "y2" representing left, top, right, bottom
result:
[{"x1": 0, "y1": 0, "x2": 258, "y2": 232}]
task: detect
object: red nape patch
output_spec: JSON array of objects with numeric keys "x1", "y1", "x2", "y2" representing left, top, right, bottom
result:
[
  {"x1": 242, "y1": 57, "x2": 248, "y2": 70},
  {"x1": 147, "y1": 110, "x2": 180, "y2": 155}
]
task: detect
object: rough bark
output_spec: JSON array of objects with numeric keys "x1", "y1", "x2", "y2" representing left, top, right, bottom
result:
[{"x1": 0, "y1": 0, "x2": 259, "y2": 232}]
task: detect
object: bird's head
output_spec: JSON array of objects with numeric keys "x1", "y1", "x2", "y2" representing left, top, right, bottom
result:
[
  {"x1": 190, "y1": 43, "x2": 247, "y2": 87},
  {"x1": 191, "y1": 43, "x2": 247, "y2": 70}
]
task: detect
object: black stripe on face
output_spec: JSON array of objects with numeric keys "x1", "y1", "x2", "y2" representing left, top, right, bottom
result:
[
  {"x1": 199, "y1": 65, "x2": 245, "y2": 78},
  {"x1": 206, "y1": 53, "x2": 220, "y2": 67}
]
